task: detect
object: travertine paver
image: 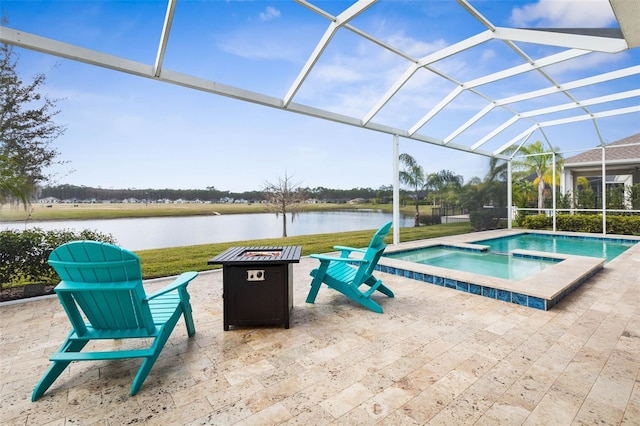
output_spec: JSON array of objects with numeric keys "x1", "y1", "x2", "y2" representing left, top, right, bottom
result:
[{"x1": 0, "y1": 230, "x2": 638, "y2": 425}]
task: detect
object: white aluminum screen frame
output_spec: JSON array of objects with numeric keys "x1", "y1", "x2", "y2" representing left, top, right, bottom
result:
[{"x1": 1, "y1": 0, "x2": 638, "y2": 240}]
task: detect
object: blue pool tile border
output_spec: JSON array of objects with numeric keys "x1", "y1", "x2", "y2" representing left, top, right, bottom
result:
[
  {"x1": 512, "y1": 252, "x2": 562, "y2": 263},
  {"x1": 456, "y1": 281, "x2": 469, "y2": 292},
  {"x1": 375, "y1": 264, "x2": 603, "y2": 311},
  {"x1": 512, "y1": 292, "x2": 528, "y2": 306},
  {"x1": 441, "y1": 244, "x2": 487, "y2": 253},
  {"x1": 482, "y1": 287, "x2": 496, "y2": 298},
  {"x1": 497, "y1": 289, "x2": 511, "y2": 302}
]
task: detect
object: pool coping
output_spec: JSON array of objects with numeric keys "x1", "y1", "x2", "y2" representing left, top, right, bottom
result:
[{"x1": 377, "y1": 229, "x2": 639, "y2": 311}]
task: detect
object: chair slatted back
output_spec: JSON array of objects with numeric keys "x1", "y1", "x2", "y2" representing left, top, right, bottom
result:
[
  {"x1": 48, "y1": 241, "x2": 155, "y2": 336},
  {"x1": 353, "y1": 221, "x2": 392, "y2": 284}
]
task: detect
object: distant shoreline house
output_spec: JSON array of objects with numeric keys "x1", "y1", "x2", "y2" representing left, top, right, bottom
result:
[
  {"x1": 561, "y1": 133, "x2": 640, "y2": 208},
  {"x1": 37, "y1": 197, "x2": 59, "y2": 204}
]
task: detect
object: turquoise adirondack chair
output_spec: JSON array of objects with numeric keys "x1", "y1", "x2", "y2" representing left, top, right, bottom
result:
[
  {"x1": 306, "y1": 221, "x2": 393, "y2": 313},
  {"x1": 32, "y1": 241, "x2": 198, "y2": 401}
]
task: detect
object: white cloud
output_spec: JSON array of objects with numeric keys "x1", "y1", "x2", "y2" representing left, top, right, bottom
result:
[
  {"x1": 385, "y1": 32, "x2": 447, "y2": 58},
  {"x1": 220, "y1": 37, "x2": 296, "y2": 61},
  {"x1": 314, "y1": 63, "x2": 363, "y2": 83},
  {"x1": 306, "y1": 32, "x2": 446, "y2": 91},
  {"x1": 259, "y1": 6, "x2": 281, "y2": 22},
  {"x1": 217, "y1": 27, "x2": 302, "y2": 61},
  {"x1": 480, "y1": 49, "x2": 497, "y2": 62},
  {"x1": 510, "y1": 0, "x2": 616, "y2": 27},
  {"x1": 543, "y1": 50, "x2": 627, "y2": 75}
]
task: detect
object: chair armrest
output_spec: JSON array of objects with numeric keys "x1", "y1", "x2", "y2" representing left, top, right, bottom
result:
[
  {"x1": 311, "y1": 254, "x2": 367, "y2": 264},
  {"x1": 333, "y1": 246, "x2": 367, "y2": 253},
  {"x1": 146, "y1": 271, "x2": 198, "y2": 300}
]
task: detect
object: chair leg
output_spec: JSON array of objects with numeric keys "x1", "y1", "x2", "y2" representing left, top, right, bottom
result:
[
  {"x1": 306, "y1": 262, "x2": 329, "y2": 304},
  {"x1": 356, "y1": 296, "x2": 384, "y2": 314},
  {"x1": 306, "y1": 272, "x2": 323, "y2": 304},
  {"x1": 32, "y1": 339, "x2": 88, "y2": 401},
  {"x1": 130, "y1": 354, "x2": 160, "y2": 396},
  {"x1": 179, "y1": 288, "x2": 196, "y2": 337},
  {"x1": 376, "y1": 283, "x2": 394, "y2": 298},
  {"x1": 130, "y1": 318, "x2": 177, "y2": 396},
  {"x1": 182, "y1": 308, "x2": 196, "y2": 337},
  {"x1": 364, "y1": 275, "x2": 394, "y2": 297}
]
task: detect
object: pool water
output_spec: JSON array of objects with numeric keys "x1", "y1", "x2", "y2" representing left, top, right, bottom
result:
[
  {"x1": 384, "y1": 246, "x2": 557, "y2": 281},
  {"x1": 475, "y1": 233, "x2": 636, "y2": 263}
]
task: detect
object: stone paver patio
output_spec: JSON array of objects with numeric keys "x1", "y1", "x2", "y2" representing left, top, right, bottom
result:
[{"x1": 1, "y1": 231, "x2": 638, "y2": 425}]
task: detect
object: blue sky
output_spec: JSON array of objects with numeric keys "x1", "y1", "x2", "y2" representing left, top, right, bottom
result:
[{"x1": 3, "y1": 0, "x2": 639, "y2": 192}]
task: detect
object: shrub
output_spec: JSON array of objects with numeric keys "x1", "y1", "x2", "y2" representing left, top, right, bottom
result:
[
  {"x1": 555, "y1": 214, "x2": 602, "y2": 233},
  {"x1": 607, "y1": 215, "x2": 640, "y2": 235},
  {"x1": 0, "y1": 228, "x2": 116, "y2": 288},
  {"x1": 521, "y1": 214, "x2": 640, "y2": 236},
  {"x1": 520, "y1": 214, "x2": 550, "y2": 230}
]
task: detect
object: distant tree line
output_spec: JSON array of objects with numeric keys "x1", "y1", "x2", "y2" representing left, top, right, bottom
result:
[
  {"x1": 39, "y1": 184, "x2": 395, "y2": 204},
  {"x1": 39, "y1": 185, "x2": 236, "y2": 203}
]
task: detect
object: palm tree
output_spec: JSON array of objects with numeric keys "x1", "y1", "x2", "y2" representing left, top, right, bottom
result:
[
  {"x1": 483, "y1": 157, "x2": 508, "y2": 206},
  {"x1": 459, "y1": 176, "x2": 483, "y2": 212},
  {"x1": 399, "y1": 153, "x2": 426, "y2": 227},
  {"x1": 426, "y1": 169, "x2": 463, "y2": 207},
  {"x1": 510, "y1": 141, "x2": 563, "y2": 213},
  {"x1": 511, "y1": 177, "x2": 536, "y2": 208},
  {"x1": 460, "y1": 158, "x2": 507, "y2": 212}
]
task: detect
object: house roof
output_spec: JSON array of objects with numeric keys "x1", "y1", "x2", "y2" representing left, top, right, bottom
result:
[{"x1": 564, "y1": 132, "x2": 640, "y2": 165}]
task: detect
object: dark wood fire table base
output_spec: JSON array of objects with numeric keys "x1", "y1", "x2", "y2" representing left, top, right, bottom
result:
[{"x1": 208, "y1": 246, "x2": 302, "y2": 330}]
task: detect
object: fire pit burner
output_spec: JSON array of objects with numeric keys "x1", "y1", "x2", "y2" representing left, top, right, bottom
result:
[{"x1": 242, "y1": 250, "x2": 282, "y2": 258}]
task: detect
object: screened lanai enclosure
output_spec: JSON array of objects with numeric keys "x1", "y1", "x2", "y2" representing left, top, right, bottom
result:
[{"x1": 2, "y1": 0, "x2": 639, "y2": 241}]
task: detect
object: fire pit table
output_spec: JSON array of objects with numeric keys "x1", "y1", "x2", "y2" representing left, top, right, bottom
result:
[{"x1": 208, "y1": 246, "x2": 302, "y2": 330}]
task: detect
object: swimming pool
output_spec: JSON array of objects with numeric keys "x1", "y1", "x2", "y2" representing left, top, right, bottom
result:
[
  {"x1": 473, "y1": 233, "x2": 635, "y2": 263},
  {"x1": 377, "y1": 230, "x2": 639, "y2": 311},
  {"x1": 384, "y1": 246, "x2": 559, "y2": 281}
]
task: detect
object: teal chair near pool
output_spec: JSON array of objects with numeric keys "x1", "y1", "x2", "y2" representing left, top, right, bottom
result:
[
  {"x1": 32, "y1": 241, "x2": 198, "y2": 401},
  {"x1": 306, "y1": 221, "x2": 394, "y2": 313}
]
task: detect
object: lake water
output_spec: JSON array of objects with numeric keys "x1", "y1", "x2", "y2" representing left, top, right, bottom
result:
[{"x1": 1, "y1": 210, "x2": 412, "y2": 251}]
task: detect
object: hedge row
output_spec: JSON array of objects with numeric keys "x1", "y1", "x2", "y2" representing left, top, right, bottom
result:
[
  {"x1": 0, "y1": 228, "x2": 116, "y2": 287},
  {"x1": 520, "y1": 214, "x2": 640, "y2": 236}
]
